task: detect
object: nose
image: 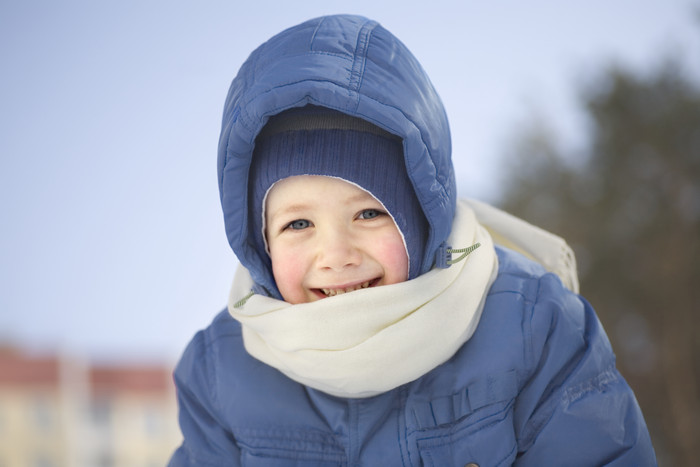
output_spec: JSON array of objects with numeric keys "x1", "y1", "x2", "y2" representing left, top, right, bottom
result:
[{"x1": 316, "y1": 225, "x2": 362, "y2": 271}]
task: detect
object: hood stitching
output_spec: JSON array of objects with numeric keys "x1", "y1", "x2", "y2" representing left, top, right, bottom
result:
[{"x1": 348, "y1": 20, "x2": 377, "y2": 104}]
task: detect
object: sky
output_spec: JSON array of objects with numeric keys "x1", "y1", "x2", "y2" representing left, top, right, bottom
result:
[{"x1": 1, "y1": 1, "x2": 699, "y2": 365}]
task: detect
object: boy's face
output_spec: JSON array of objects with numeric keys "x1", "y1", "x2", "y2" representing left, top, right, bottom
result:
[{"x1": 265, "y1": 175, "x2": 409, "y2": 304}]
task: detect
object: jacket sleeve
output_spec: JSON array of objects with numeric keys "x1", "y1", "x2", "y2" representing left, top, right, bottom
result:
[
  {"x1": 513, "y1": 274, "x2": 656, "y2": 466},
  {"x1": 168, "y1": 329, "x2": 241, "y2": 467}
]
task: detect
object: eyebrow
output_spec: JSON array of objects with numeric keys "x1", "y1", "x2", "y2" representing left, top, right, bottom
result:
[
  {"x1": 268, "y1": 203, "x2": 310, "y2": 219},
  {"x1": 267, "y1": 192, "x2": 377, "y2": 221}
]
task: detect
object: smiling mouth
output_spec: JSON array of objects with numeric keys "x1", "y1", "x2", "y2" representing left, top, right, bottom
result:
[{"x1": 317, "y1": 278, "x2": 379, "y2": 297}]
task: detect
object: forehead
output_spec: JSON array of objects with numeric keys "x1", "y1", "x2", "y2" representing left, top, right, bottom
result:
[{"x1": 268, "y1": 175, "x2": 377, "y2": 204}]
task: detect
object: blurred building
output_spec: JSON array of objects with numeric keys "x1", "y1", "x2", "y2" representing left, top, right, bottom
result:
[{"x1": 0, "y1": 346, "x2": 181, "y2": 467}]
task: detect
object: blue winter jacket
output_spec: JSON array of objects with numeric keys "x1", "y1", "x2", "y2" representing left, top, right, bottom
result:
[{"x1": 170, "y1": 14, "x2": 656, "y2": 465}]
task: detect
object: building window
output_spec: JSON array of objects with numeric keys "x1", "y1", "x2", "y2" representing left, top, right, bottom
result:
[
  {"x1": 33, "y1": 454, "x2": 55, "y2": 467},
  {"x1": 95, "y1": 453, "x2": 113, "y2": 467},
  {"x1": 91, "y1": 397, "x2": 112, "y2": 429},
  {"x1": 32, "y1": 397, "x2": 53, "y2": 433},
  {"x1": 143, "y1": 405, "x2": 162, "y2": 437}
]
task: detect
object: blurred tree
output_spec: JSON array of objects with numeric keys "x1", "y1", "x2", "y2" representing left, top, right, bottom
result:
[{"x1": 498, "y1": 58, "x2": 700, "y2": 465}]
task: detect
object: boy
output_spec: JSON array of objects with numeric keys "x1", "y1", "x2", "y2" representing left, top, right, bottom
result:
[{"x1": 170, "y1": 14, "x2": 655, "y2": 465}]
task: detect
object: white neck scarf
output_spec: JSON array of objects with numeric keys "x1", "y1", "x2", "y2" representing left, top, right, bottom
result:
[{"x1": 228, "y1": 201, "x2": 498, "y2": 398}]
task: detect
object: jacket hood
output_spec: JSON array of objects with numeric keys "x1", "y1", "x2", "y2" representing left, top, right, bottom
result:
[{"x1": 218, "y1": 14, "x2": 456, "y2": 297}]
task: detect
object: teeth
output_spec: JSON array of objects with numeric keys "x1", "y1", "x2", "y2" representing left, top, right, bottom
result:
[{"x1": 322, "y1": 281, "x2": 371, "y2": 297}]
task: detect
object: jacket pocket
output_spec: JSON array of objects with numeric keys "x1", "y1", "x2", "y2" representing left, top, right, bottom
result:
[
  {"x1": 241, "y1": 454, "x2": 344, "y2": 467},
  {"x1": 412, "y1": 370, "x2": 518, "y2": 467},
  {"x1": 236, "y1": 427, "x2": 346, "y2": 466}
]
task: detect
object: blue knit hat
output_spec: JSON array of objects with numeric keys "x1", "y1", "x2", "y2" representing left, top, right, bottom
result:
[{"x1": 249, "y1": 105, "x2": 428, "y2": 296}]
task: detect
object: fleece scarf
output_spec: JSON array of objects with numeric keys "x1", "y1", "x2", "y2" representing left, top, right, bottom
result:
[{"x1": 228, "y1": 200, "x2": 498, "y2": 398}]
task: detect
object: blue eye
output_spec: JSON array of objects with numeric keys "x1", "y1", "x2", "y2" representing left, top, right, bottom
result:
[
  {"x1": 287, "y1": 219, "x2": 310, "y2": 230},
  {"x1": 359, "y1": 209, "x2": 382, "y2": 220}
]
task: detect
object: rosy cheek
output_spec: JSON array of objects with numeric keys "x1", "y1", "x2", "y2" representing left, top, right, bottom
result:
[
  {"x1": 270, "y1": 250, "x2": 308, "y2": 304},
  {"x1": 374, "y1": 234, "x2": 409, "y2": 284}
]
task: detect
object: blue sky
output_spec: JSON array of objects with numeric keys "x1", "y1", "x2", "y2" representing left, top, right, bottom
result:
[{"x1": 1, "y1": 1, "x2": 698, "y2": 364}]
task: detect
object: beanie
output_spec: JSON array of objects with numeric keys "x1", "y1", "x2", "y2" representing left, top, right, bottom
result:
[{"x1": 248, "y1": 105, "x2": 428, "y2": 296}]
